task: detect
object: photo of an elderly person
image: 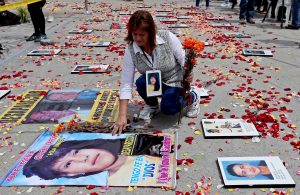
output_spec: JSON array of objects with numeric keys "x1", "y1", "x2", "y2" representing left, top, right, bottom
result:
[
  {"x1": 23, "y1": 134, "x2": 165, "y2": 180},
  {"x1": 225, "y1": 160, "x2": 274, "y2": 180}
]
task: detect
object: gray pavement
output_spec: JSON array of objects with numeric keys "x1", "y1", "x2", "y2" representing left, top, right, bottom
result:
[{"x1": 0, "y1": 0, "x2": 299, "y2": 195}]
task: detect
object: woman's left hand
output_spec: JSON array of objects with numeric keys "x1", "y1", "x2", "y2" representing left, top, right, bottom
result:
[{"x1": 185, "y1": 72, "x2": 194, "y2": 83}]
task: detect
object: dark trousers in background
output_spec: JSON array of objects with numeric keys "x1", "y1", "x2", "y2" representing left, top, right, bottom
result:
[
  {"x1": 135, "y1": 74, "x2": 184, "y2": 115},
  {"x1": 196, "y1": 0, "x2": 210, "y2": 7},
  {"x1": 240, "y1": 0, "x2": 257, "y2": 20},
  {"x1": 256, "y1": 0, "x2": 269, "y2": 11},
  {"x1": 27, "y1": 0, "x2": 46, "y2": 35},
  {"x1": 270, "y1": 0, "x2": 279, "y2": 17}
]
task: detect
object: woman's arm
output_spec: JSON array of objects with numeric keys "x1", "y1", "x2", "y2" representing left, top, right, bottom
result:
[
  {"x1": 112, "y1": 99, "x2": 129, "y2": 135},
  {"x1": 112, "y1": 47, "x2": 135, "y2": 135}
]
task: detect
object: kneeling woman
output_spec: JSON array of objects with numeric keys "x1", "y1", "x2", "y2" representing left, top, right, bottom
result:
[{"x1": 112, "y1": 10, "x2": 201, "y2": 135}]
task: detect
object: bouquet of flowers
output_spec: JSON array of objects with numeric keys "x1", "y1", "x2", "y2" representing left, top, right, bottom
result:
[{"x1": 178, "y1": 38, "x2": 204, "y2": 124}]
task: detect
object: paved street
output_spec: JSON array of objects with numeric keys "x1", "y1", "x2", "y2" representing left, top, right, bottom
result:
[{"x1": 0, "y1": 0, "x2": 299, "y2": 194}]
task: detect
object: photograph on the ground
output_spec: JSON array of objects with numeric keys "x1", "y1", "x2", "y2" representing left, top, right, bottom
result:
[
  {"x1": 218, "y1": 157, "x2": 295, "y2": 187},
  {"x1": 83, "y1": 41, "x2": 110, "y2": 47},
  {"x1": 0, "y1": 131, "x2": 176, "y2": 188},
  {"x1": 71, "y1": 65, "x2": 110, "y2": 74},
  {"x1": 23, "y1": 89, "x2": 99, "y2": 124},
  {"x1": 242, "y1": 49, "x2": 273, "y2": 56},
  {"x1": 27, "y1": 49, "x2": 62, "y2": 56},
  {"x1": 202, "y1": 119, "x2": 259, "y2": 137}
]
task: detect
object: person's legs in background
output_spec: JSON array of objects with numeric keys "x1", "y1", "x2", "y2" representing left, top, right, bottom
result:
[
  {"x1": 221, "y1": 0, "x2": 230, "y2": 7},
  {"x1": 34, "y1": 0, "x2": 46, "y2": 42},
  {"x1": 256, "y1": 0, "x2": 262, "y2": 12},
  {"x1": 246, "y1": 0, "x2": 256, "y2": 23},
  {"x1": 270, "y1": 0, "x2": 279, "y2": 18},
  {"x1": 262, "y1": 0, "x2": 269, "y2": 12},
  {"x1": 206, "y1": 0, "x2": 210, "y2": 8},
  {"x1": 286, "y1": 0, "x2": 300, "y2": 29},
  {"x1": 231, "y1": 0, "x2": 238, "y2": 9},
  {"x1": 26, "y1": 0, "x2": 47, "y2": 42},
  {"x1": 240, "y1": 0, "x2": 248, "y2": 23},
  {"x1": 196, "y1": 0, "x2": 201, "y2": 8},
  {"x1": 27, "y1": 3, "x2": 40, "y2": 41}
]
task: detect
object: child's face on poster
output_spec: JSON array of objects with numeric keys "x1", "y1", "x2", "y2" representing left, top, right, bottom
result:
[{"x1": 52, "y1": 148, "x2": 116, "y2": 176}]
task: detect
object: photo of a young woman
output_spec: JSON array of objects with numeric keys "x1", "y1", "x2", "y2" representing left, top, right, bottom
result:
[
  {"x1": 147, "y1": 73, "x2": 160, "y2": 93},
  {"x1": 225, "y1": 160, "x2": 274, "y2": 180},
  {"x1": 23, "y1": 134, "x2": 165, "y2": 181}
]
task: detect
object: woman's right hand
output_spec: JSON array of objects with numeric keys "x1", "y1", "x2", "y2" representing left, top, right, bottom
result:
[{"x1": 111, "y1": 115, "x2": 128, "y2": 136}]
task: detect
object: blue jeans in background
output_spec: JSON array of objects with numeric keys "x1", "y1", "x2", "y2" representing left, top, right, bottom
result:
[
  {"x1": 291, "y1": 0, "x2": 300, "y2": 27},
  {"x1": 240, "y1": 0, "x2": 256, "y2": 20},
  {"x1": 196, "y1": 0, "x2": 210, "y2": 7},
  {"x1": 135, "y1": 74, "x2": 183, "y2": 115}
]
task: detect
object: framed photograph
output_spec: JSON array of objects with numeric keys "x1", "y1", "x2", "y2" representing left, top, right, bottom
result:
[
  {"x1": 242, "y1": 49, "x2": 273, "y2": 56},
  {"x1": 137, "y1": 5, "x2": 152, "y2": 8},
  {"x1": 167, "y1": 24, "x2": 189, "y2": 28},
  {"x1": 210, "y1": 23, "x2": 233, "y2": 27},
  {"x1": 71, "y1": 65, "x2": 110, "y2": 74},
  {"x1": 0, "y1": 90, "x2": 10, "y2": 100},
  {"x1": 111, "y1": 7, "x2": 127, "y2": 11},
  {"x1": 156, "y1": 9, "x2": 172, "y2": 12},
  {"x1": 160, "y1": 18, "x2": 178, "y2": 22},
  {"x1": 146, "y1": 70, "x2": 162, "y2": 97},
  {"x1": 161, "y1": 3, "x2": 172, "y2": 6},
  {"x1": 218, "y1": 156, "x2": 296, "y2": 187},
  {"x1": 119, "y1": 12, "x2": 132, "y2": 15},
  {"x1": 69, "y1": 29, "x2": 93, "y2": 34},
  {"x1": 202, "y1": 119, "x2": 259, "y2": 137},
  {"x1": 27, "y1": 49, "x2": 62, "y2": 56},
  {"x1": 83, "y1": 41, "x2": 111, "y2": 47},
  {"x1": 224, "y1": 32, "x2": 250, "y2": 38},
  {"x1": 176, "y1": 15, "x2": 193, "y2": 19},
  {"x1": 180, "y1": 5, "x2": 193, "y2": 9},
  {"x1": 206, "y1": 16, "x2": 225, "y2": 20},
  {"x1": 155, "y1": 13, "x2": 168, "y2": 17}
]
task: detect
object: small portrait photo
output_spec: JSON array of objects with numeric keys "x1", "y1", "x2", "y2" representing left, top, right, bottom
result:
[
  {"x1": 146, "y1": 70, "x2": 162, "y2": 97},
  {"x1": 222, "y1": 160, "x2": 274, "y2": 181},
  {"x1": 244, "y1": 50, "x2": 265, "y2": 55},
  {"x1": 203, "y1": 120, "x2": 243, "y2": 134}
]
